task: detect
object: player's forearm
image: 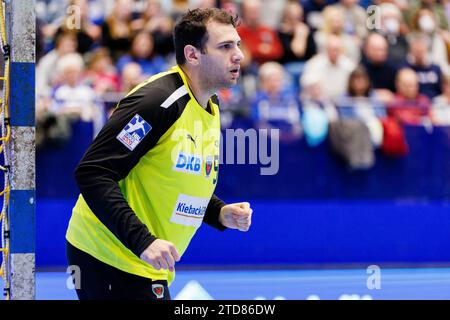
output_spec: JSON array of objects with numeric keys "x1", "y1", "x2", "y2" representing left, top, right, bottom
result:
[{"x1": 75, "y1": 164, "x2": 157, "y2": 256}]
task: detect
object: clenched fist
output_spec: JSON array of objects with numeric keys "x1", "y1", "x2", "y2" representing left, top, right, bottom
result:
[
  {"x1": 219, "y1": 202, "x2": 253, "y2": 232},
  {"x1": 140, "y1": 239, "x2": 180, "y2": 272}
]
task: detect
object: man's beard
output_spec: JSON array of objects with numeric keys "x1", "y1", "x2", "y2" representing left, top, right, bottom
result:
[{"x1": 202, "y1": 69, "x2": 234, "y2": 91}]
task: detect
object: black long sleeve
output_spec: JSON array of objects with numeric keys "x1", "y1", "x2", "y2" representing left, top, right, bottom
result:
[{"x1": 203, "y1": 194, "x2": 227, "y2": 231}]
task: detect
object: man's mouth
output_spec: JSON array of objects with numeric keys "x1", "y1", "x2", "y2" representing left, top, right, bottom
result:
[{"x1": 230, "y1": 68, "x2": 240, "y2": 77}]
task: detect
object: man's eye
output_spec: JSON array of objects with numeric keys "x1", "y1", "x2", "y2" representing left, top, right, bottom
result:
[{"x1": 221, "y1": 44, "x2": 231, "y2": 49}]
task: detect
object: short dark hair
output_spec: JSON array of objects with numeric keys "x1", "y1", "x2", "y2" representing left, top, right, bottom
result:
[{"x1": 173, "y1": 8, "x2": 239, "y2": 65}]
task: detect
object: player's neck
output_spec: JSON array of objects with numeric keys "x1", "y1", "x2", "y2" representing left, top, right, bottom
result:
[{"x1": 181, "y1": 66, "x2": 214, "y2": 109}]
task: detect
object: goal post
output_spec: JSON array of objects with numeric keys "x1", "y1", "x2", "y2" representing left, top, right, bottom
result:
[{"x1": 4, "y1": 0, "x2": 36, "y2": 300}]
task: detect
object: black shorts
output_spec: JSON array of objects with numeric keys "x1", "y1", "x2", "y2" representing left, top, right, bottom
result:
[{"x1": 66, "y1": 241, "x2": 171, "y2": 300}]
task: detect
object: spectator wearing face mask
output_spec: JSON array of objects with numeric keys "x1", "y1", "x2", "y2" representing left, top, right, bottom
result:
[
  {"x1": 406, "y1": 0, "x2": 450, "y2": 31},
  {"x1": 410, "y1": 8, "x2": 450, "y2": 76},
  {"x1": 377, "y1": 3, "x2": 409, "y2": 65}
]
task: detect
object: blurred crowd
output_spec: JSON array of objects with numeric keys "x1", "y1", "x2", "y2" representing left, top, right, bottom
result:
[{"x1": 36, "y1": 0, "x2": 450, "y2": 169}]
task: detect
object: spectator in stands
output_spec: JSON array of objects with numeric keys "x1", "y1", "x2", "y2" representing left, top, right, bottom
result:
[
  {"x1": 302, "y1": 0, "x2": 339, "y2": 31},
  {"x1": 50, "y1": 53, "x2": 102, "y2": 125},
  {"x1": 406, "y1": 0, "x2": 450, "y2": 31},
  {"x1": 220, "y1": 0, "x2": 239, "y2": 15},
  {"x1": 197, "y1": 0, "x2": 219, "y2": 8},
  {"x1": 84, "y1": 47, "x2": 120, "y2": 95},
  {"x1": 120, "y1": 62, "x2": 144, "y2": 94},
  {"x1": 335, "y1": 65, "x2": 385, "y2": 147},
  {"x1": 55, "y1": 0, "x2": 102, "y2": 54},
  {"x1": 410, "y1": 7, "x2": 450, "y2": 76},
  {"x1": 131, "y1": 0, "x2": 175, "y2": 57},
  {"x1": 431, "y1": 74, "x2": 450, "y2": 125},
  {"x1": 278, "y1": 1, "x2": 317, "y2": 64},
  {"x1": 405, "y1": 33, "x2": 443, "y2": 99},
  {"x1": 85, "y1": 0, "x2": 115, "y2": 25},
  {"x1": 170, "y1": 0, "x2": 190, "y2": 21},
  {"x1": 252, "y1": 62, "x2": 302, "y2": 143},
  {"x1": 277, "y1": 0, "x2": 316, "y2": 88},
  {"x1": 443, "y1": 0, "x2": 450, "y2": 26},
  {"x1": 300, "y1": 72, "x2": 337, "y2": 146},
  {"x1": 258, "y1": 0, "x2": 289, "y2": 29},
  {"x1": 36, "y1": 0, "x2": 69, "y2": 49},
  {"x1": 217, "y1": 84, "x2": 248, "y2": 128},
  {"x1": 237, "y1": 0, "x2": 284, "y2": 65},
  {"x1": 313, "y1": 5, "x2": 361, "y2": 63},
  {"x1": 361, "y1": 32, "x2": 398, "y2": 104},
  {"x1": 301, "y1": 34, "x2": 355, "y2": 101},
  {"x1": 337, "y1": 65, "x2": 386, "y2": 119},
  {"x1": 116, "y1": 31, "x2": 167, "y2": 78},
  {"x1": 36, "y1": 0, "x2": 69, "y2": 26},
  {"x1": 378, "y1": 3, "x2": 410, "y2": 65},
  {"x1": 388, "y1": 68, "x2": 431, "y2": 125},
  {"x1": 332, "y1": 0, "x2": 368, "y2": 40},
  {"x1": 101, "y1": 0, "x2": 134, "y2": 61},
  {"x1": 37, "y1": 32, "x2": 77, "y2": 99}
]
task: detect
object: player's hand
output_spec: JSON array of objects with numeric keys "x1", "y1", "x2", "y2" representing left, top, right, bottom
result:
[
  {"x1": 219, "y1": 202, "x2": 253, "y2": 232},
  {"x1": 140, "y1": 239, "x2": 180, "y2": 272}
]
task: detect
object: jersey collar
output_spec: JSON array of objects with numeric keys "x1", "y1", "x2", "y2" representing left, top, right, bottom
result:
[{"x1": 172, "y1": 65, "x2": 216, "y2": 116}]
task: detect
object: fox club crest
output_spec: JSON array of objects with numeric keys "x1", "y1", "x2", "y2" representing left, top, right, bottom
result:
[{"x1": 152, "y1": 283, "x2": 165, "y2": 299}]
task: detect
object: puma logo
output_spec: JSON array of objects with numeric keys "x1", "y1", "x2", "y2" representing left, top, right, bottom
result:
[{"x1": 187, "y1": 133, "x2": 197, "y2": 148}]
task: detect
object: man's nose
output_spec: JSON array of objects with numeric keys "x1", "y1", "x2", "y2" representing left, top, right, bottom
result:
[{"x1": 233, "y1": 46, "x2": 244, "y2": 63}]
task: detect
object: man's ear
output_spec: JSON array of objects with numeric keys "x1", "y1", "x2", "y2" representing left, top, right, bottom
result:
[{"x1": 184, "y1": 45, "x2": 201, "y2": 66}]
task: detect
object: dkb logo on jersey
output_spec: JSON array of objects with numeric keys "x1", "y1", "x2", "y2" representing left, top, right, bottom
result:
[
  {"x1": 170, "y1": 194, "x2": 209, "y2": 227},
  {"x1": 117, "y1": 114, "x2": 152, "y2": 151},
  {"x1": 173, "y1": 152, "x2": 202, "y2": 175}
]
